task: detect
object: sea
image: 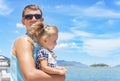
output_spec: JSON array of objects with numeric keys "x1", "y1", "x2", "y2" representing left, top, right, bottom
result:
[{"x1": 65, "y1": 66, "x2": 120, "y2": 81}]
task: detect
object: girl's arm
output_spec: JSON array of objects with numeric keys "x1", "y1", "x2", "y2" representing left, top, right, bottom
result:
[
  {"x1": 14, "y1": 36, "x2": 65, "y2": 81},
  {"x1": 40, "y1": 59, "x2": 67, "y2": 75}
]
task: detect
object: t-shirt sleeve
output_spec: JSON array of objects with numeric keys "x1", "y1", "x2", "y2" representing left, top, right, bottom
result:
[{"x1": 37, "y1": 49, "x2": 48, "y2": 60}]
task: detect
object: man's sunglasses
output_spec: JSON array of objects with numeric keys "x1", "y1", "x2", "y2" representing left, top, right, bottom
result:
[{"x1": 23, "y1": 14, "x2": 42, "y2": 20}]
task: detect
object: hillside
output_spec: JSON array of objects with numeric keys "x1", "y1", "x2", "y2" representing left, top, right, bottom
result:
[
  {"x1": 114, "y1": 65, "x2": 120, "y2": 67},
  {"x1": 57, "y1": 60, "x2": 88, "y2": 67}
]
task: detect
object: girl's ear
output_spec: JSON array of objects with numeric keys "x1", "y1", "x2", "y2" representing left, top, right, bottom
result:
[
  {"x1": 44, "y1": 39, "x2": 47, "y2": 43},
  {"x1": 40, "y1": 37, "x2": 46, "y2": 44}
]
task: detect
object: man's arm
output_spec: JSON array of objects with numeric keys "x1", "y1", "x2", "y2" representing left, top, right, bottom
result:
[{"x1": 14, "y1": 36, "x2": 65, "y2": 81}]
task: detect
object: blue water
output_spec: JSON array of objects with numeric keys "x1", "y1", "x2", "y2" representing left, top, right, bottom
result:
[{"x1": 65, "y1": 67, "x2": 120, "y2": 81}]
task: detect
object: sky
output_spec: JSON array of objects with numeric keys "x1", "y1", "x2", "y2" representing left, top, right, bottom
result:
[{"x1": 0, "y1": 0, "x2": 120, "y2": 66}]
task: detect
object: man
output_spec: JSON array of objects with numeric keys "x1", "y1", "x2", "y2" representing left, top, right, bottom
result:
[{"x1": 11, "y1": 4, "x2": 66, "y2": 81}]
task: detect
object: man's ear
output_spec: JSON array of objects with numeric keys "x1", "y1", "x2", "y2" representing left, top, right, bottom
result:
[
  {"x1": 41, "y1": 18, "x2": 44, "y2": 22},
  {"x1": 21, "y1": 18, "x2": 25, "y2": 25}
]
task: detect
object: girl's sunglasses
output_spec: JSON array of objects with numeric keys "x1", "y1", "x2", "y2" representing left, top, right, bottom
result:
[{"x1": 23, "y1": 14, "x2": 42, "y2": 20}]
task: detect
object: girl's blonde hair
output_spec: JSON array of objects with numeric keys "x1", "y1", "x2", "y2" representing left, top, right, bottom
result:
[{"x1": 28, "y1": 22, "x2": 58, "y2": 43}]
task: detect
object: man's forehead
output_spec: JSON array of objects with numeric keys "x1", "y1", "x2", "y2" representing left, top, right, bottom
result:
[{"x1": 24, "y1": 9, "x2": 41, "y2": 15}]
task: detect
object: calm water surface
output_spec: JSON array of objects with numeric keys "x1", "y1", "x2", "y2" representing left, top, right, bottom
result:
[{"x1": 66, "y1": 67, "x2": 120, "y2": 81}]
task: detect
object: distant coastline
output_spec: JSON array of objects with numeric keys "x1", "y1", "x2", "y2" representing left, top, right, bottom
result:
[
  {"x1": 90, "y1": 63, "x2": 110, "y2": 67},
  {"x1": 0, "y1": 55, "x2": 120, "y2": 68},
  {"x1": 57, "y1": 60, "x2": 120, "y2": 68}
]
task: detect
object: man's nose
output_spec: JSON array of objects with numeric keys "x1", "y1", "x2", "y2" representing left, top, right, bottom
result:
[{"x1": 32, "y1": 16, "x2": 36, "y2": 20}]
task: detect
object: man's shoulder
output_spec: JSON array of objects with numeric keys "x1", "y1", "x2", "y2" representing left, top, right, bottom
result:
[{"x1": 15, "y1": 35, "x2": 33, "y2": 44}]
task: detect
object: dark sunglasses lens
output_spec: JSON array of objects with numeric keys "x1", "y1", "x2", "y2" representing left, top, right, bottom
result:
[
  {"x1": 24, "y1": 14, "x2": 33, "y2": 19},
  {"x1": 34, "y1": 14, "x2": 42, "y2": 19},
  {"x1": 24, "y1": 14, "x2": 42, "y2": 20}
]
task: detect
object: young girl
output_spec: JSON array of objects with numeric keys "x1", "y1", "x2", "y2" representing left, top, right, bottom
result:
[{"x1": 28, "y1": 22, "x2": 67, "y2": 75}]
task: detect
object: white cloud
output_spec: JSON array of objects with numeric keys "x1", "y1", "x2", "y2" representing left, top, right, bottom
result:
[
  {"x1": 14, "y1": 30, "x2": 21, "y2": 34},
  {"x1": 114, "y1": 0, "x2": 120, "y2": 6},
  {"x1": 77, "y1": 31, "x2": 120, "y2": 57},
  {"x1": 95, "y1": 1, "x2": 105, "y2": 6},
  {"x1": 45, "y1": 2, "x2": 120, "y2": 18},
  {"x1": 16, "y1": 23, "x2": 24, "y2": 28},
  {"x1": 58, "y1": 29, "x2": 120, "y2": 57},
  {"x1": 56, "y1": 42, "x2": 78, "y2": 49},
  {"x1": 71, "y1": 30, "x2": 94, "y2": 37},
  {"x1": 72, "y1": 19, "x2": 89, "y2": 27},
  {"x1": 56, "y1": 43, "x2": 68, "y2": 48},
  {"x1": 83, "y1": 6, "x2": 120, "y2": 18},
  {"x1": 0, "y1": 0, "x2": 13, "y2": 15},
  {"x1": 0, "y1": 49, "x2": 2, "y2": 53},
  {"x1": 58, "y1": 32, "x2": 75, "y2": 41},
  {"x1": 59, "y1": 30, "x2": 94, "y2": 42},
  {"x1": 82, "y1": 38, "x2": 120, "y2": 57},
  {"x1": 107, "y1": 20, "x2": 115, "y2": 25}
]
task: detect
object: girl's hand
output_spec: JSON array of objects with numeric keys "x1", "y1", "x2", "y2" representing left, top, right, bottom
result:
[
  {"x1": 57, "y1": 66, "x2": 66, "y2": 70},
  {"x1": 58, "y1": 69, "x2": 67, "y2": 75}
]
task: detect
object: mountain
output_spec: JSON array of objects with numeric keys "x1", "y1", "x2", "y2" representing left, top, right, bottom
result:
[
  {"x1": 57, "y1": 60, "x2": 88, "y2": 67},
  {"x1": 114, "y1": 65, "x2": 120, "y2": 67}
]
